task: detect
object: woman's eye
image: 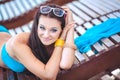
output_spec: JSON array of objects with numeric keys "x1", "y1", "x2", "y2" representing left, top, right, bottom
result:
[
  {"x1": 39, "y1": 25, "x2": 45, "y2": 30},
  {"x1": 51, "y1": 29, "x2": 57, "y2": 32}
]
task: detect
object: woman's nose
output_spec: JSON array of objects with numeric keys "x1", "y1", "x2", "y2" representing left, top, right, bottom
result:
[{"x1": 43, "y1": 31, "x2": 50, "y2": 37}]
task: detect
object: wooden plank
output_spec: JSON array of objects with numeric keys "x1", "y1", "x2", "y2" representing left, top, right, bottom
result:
[
  {"x1": 0, "y1": 4, "x2": 9, "y2": 21},
  {"x1": 111, "y1": 68, "x2": 120, "y2": 79},
  {"x1": 4, "y1": 2, "x2": 14, "y2": 19},
  {"x1": 0, "y1": 68, "x2": 4, "y2": 80},
  {"x1": 101, "y1": 74, "x2": 115, "y2": 80},
  {"x1": 6, "y1": 69, "x2": 16, "y2": 80},
  {"x1": 17, "y1": 73, "x2": 39, "y2": 80},
  {"x1": 67, "y1": 3, "x2": 92, "y2": 21}
]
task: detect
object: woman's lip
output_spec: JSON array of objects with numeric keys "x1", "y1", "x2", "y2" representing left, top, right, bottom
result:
[{"x1": 43, "y1": 38, "x2": 51, "y2": 41}]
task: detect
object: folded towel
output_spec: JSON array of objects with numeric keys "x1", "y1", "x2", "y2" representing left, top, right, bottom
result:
[{"x1": 74, "y1": 18, "x2": 120, "y2": 53}]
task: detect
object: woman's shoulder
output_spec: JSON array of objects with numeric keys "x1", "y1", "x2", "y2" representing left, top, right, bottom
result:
[
  {"x1": 7, "y1": 32, "x2": 30, "y2": 46},
  {"x1": 5, "y1": 32, "x2": 31, "y2": 58},
  {"x1": 13, "y1": 32, "x2": 30, "y2": 43}
]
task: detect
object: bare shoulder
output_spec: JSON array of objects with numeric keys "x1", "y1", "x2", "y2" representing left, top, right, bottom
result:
[
  {"x1": 7, "y1": 32, "x2": 34, "y2": 58},
  {"x1": 6, "y1": 32, "x2": 31, "y2": 54},
  {"x1": 14, "y1": 32, "x2": 30, "y2": 43}
]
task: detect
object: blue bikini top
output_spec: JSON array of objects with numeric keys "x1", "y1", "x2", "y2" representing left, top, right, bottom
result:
[{"x1": 1, "y1": 44, "x2": 25, "y2": 72}]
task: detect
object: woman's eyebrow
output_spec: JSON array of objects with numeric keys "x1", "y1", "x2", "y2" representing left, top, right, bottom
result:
[{"x1": 39, "y1": 24, "x2": 45, "y2": 27}]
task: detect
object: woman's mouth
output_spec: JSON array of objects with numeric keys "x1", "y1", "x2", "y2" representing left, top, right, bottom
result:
[{"x1": 43, "y1": 38, "x2": 51, "y2": 41}]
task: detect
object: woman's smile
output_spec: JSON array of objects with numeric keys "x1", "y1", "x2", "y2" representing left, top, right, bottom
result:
[{"x1": 43, "y1": 37, "x2": 51, "y2": 42}]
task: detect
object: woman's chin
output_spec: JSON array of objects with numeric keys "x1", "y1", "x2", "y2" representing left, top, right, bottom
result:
[{"x1": 42, "y1": 42, "x2": 52, "y2": 46}]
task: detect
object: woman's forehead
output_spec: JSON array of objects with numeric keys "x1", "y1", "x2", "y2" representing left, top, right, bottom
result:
[{"x1": 38, "y1": 15, "x2": 61, "y2": 28}]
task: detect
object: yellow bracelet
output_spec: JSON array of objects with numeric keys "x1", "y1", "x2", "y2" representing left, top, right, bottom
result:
[
  {"x1": 64, "y1": 43, "x2": 77, "y2": 50},
  {"x1": 55, "y1": 39, "x2": 64, "y2": 47}
]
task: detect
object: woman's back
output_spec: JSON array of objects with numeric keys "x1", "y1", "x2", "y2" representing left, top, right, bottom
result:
[{"x1": 0, "y1": 32, "x2": 29, "y2": 68}]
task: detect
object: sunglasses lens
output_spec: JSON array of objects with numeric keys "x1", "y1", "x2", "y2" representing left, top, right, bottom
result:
[
  {"x1": 54, "y1": 9, "x2": 64, "y2": 17},
  {"x1": 41, "y1": 6, "x2": 51, "y2": 13}
]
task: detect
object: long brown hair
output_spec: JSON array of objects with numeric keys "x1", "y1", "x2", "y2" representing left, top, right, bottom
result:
[{"x1": 28, "y1": 4, "x2": 65, "y2": 64}]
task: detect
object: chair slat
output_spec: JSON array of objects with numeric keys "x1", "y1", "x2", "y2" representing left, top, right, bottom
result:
[
  {"x1": 21, "y1": 0, "x2": 32, "y2": 11},
  {"x1": 86, "y1": 0, "x2": 111, "y2": 13},
  {"x1": 67, "y1": 3, "x2": 92, "y2": 21},
  {"x1": 15, "y1": 0, "x2": 26, "y2": 14},
  {"x1": 0, "y1": 68, "x2": 4, "y2": 80},
  {"x1": 4, "y1": 2, "x2": 14, "y2": 19},
  {"x1": 9, "y1": 29, "x2": 17, "y2": 36},
  {"x1": 28, "y1": 0, "x2": 38, "y2": 8},
  {"x1": 111, "y1": 68, "x2": 120, "y2": 79},
  {"x1": 0, "y1": 4, "x2": 9, "y2": 20},
  {"x1": 72, "y1": 1, "x2": 99, "y2": 18},
  {"x1": 21, "y1": 25, "x2": 31, "y2": 32},
  {"x1": 9, "y1": 1, "x2": 21, "y2": 17},
  {"x1": 6, "y1": 70, "x2": 15, "y2": 80},
  {"x1": 80, "y1": 0, "x2": 105, "y2": 15}
]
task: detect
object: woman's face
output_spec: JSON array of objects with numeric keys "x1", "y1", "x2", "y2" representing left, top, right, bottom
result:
[{"x1": 37, "y1": 15, "x2": 62, "y2": 46}]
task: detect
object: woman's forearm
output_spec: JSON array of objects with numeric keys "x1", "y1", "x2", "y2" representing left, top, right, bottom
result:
[
  {"x1": 45, "y1": 46, "x2": 63, "y2": 79},
  {"x1": 60, "y1": 27, "x2": 75, "y2": 69}
]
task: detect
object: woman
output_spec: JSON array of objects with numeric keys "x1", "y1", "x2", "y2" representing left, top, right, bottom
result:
[{"x1": 0, "y1": 4, "x2": 76, "y2": 80}]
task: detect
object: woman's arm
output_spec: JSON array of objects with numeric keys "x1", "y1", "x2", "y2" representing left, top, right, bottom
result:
[
  {"x1": 60, "y1": 6, "x2": 76, "y2": 69},
  {"x1": 11, "y1": 30, "x2": 69, "y2": 80},
  {"x1": 12, "y1": 40, "x2": 61, "y2": 80},
  {"x1": 60, "y1": 27, "x2": 75, "y2": 69}
]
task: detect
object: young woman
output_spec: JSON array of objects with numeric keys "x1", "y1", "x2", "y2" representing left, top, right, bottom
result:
[{"x1": 0, "y1": 4, "x2": 76, "y2": 80}]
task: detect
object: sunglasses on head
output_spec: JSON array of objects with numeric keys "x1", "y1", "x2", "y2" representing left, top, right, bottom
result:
[{"x1": 40, "y1": 6, "x2": 65, "y2": 17}]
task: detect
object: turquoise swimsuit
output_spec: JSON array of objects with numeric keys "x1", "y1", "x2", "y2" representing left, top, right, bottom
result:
[
  {"x1": 0, "y1": 25, "x2": 10, "y2": 34},
  {"x1": 0, "y1": 25, "x2": 25, "y2": 72}
]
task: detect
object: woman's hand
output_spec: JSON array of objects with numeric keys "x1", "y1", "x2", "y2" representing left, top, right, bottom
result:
[
  {"x1": 59, "y1": 22, "x2": 75, "y2": 40},
  {"x1": 62, "y1": 6, "x2": 74, "y2": 25},
  {"x1": 59, "y1": 6, "x2": 75, "y2": 40}
]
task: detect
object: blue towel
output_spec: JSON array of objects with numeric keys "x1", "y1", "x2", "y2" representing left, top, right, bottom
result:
[{"x1": 74, "y1": 18, "x2": 120, "y2": 53}]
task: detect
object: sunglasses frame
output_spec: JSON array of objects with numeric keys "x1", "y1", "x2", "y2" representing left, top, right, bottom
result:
[{"x1": 40, "y1": 6, "x2": 65, "y2": 17}]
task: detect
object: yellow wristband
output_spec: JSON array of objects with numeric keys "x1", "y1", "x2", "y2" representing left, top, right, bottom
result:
[{"x1": 55, "y1": 39, "x2": 64, "y2": 47}]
